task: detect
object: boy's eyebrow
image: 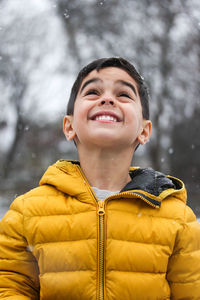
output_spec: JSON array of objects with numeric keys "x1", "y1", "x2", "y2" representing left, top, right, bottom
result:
[
  {"x1": 80, "y1": 78, "x2": 101, "y2": 93},
  {"x1": 80, "y1": 78, "x2": 137, "y2": 96},
  {"x1": 117, "y1": 80, "x2": 137, "y2": 96}
]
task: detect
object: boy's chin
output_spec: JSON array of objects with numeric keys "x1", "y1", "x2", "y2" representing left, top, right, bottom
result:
[{"x1": 78, "y1": 135, "x2": 136, "y2": 151}]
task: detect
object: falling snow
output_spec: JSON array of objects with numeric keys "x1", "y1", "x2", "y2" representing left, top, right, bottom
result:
[{"x1": 63, "y1": 9, "x2": 70, "y2": 19}]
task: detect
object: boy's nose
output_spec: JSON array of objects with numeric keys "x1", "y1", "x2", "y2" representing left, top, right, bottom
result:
[{"x1": 100, "y1": 99, "x2": 114, "y2": 106}]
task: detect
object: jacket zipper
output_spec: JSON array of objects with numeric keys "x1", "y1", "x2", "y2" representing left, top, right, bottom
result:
[
  {"x1": 97, "y1": 200, "x2": 105, "y2": 300},
  {"x1": 106, "y1": 192, "x2": 159, "y2": 208}
]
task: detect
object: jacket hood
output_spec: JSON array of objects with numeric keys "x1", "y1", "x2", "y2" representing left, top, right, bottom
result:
[
  {"x1": 40, "y1": 160, "x2": 87, "y2": 198},
  {"x1": 39, "y1": 160, "x2": 186, "y2": 206},
  {"x1": 122, "y1": 167, "x2": 182, "y2": 196}
]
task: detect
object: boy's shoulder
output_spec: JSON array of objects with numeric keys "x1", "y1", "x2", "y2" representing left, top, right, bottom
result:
[
  {"x1": 9, "y1": 184, "x2": 58, "y2": 212},
  {"x1": 8, "y1": 161, "x2": 80, "y2": 217}
]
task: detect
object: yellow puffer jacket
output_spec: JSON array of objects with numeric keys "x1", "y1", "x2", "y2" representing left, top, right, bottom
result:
[{"x1": 0, "y1": 160, "x2": 200, "y2": 300}]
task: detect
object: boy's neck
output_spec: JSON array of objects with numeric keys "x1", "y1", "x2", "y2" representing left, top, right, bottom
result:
[{"x1": 78, "y1": 146, "x2": 134, "y2": 192}]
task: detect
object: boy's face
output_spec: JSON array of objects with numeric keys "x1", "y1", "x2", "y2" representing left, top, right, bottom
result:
[{"x1": 63, "y1": 67, "x2": 151, "y2": 151}]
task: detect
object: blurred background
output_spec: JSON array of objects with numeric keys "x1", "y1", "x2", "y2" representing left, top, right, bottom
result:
[{"x1": 0, "y1": 0, "x2": 200, "y2": 218}]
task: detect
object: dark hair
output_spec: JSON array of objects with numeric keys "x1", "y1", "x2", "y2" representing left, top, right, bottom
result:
[{"x1": 67, "y1": 57, "x2": 150, "y2": 119}]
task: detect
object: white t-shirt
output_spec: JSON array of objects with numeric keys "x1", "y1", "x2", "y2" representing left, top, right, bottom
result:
[{"x1": 92, "y1": 187, "x2": 120, "y2": 201}]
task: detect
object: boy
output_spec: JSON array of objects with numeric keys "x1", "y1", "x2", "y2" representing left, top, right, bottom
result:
[{"x1": 0, "y1": 57, "x2": 200, "y2": 299}]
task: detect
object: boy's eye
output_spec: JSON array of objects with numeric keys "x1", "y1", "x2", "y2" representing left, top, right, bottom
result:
[
  {"x1": 85, "y1": 89, "x2": 99, "y2": 96},
  {"x1": 118, "y1": 92, "x2": 131, "y2": 99}
]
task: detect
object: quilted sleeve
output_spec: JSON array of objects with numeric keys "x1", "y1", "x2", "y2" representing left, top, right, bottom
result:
[
  {"x1": 0, "y1": 196, "x2": 39, "y2": 299},
  {"x1": 167, "y1": 205, "x2": 200, "y2": 299}
]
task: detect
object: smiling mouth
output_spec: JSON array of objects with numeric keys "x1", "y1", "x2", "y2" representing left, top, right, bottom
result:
[
  {"x1": 90, "y1": 111, "x2": 122, "y2": 122},
  {"x1": 94, "y1": 115, "x2": 118, "y2": 122}
]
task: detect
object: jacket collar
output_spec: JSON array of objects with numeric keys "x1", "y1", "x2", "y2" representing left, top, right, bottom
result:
[
  {"x1": 40, "y1": 160, "x2": 186, "y2": 208},
  {"x1": 120, "y1": 167, "x2": 185, "y2": 208},
  {"x1": 122, "y1": 167, "x2": 178, "y2": 195}
]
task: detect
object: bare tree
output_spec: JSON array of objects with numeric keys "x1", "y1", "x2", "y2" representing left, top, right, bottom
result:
[
  {"x1": 55, "y1": 0, "x2": 123, "y2": 67},
  {"x1": 0, "y1": 7, "x2": 50, "y2": 178},
  {"x1": 0, "y1": 60, "x2": 27, "y2": 177}
]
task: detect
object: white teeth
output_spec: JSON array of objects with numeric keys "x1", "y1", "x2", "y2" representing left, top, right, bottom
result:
[{"x1": 95, "y1": 115, "x2": 117, "y2": 122}]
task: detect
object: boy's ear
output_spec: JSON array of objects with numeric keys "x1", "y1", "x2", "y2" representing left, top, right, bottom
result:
[
  {"x1": 137, "y1": 120, "x2": 152, "y2": 145},
  {"x1": 63, "y1": 115, "x2": 76, "y2": 141}
]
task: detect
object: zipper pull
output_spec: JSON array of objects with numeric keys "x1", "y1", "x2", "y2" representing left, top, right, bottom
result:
[{"x1": 97, "y1": 200, "x2": 105, "y2": 215}]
